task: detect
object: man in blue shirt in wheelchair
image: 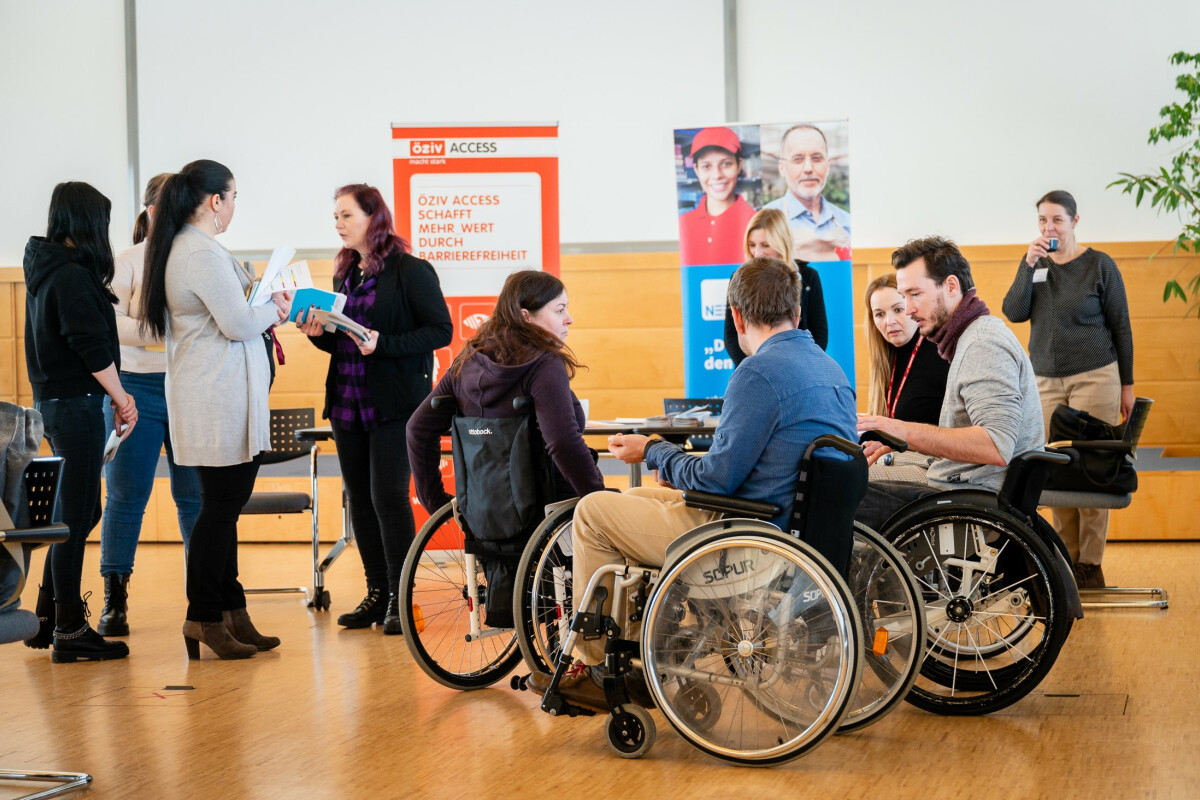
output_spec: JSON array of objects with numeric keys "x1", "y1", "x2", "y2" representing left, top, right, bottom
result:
[{"x1": 529, "y1": 256, "x2": 858, "y2": 709}]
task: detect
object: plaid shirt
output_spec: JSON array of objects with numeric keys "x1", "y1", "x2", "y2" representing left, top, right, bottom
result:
[{"x1": 329, "y1": 273, "x2": 386, "y2": 431}]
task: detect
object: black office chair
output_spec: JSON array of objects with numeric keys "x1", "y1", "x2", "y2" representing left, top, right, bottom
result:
[
  {"x1": 241, "y1": 408, "x2": 329, "y2": 609},
  {"x1": 662, "y1": 397, "x2": 723, "y2": 451},
  {"x1": 1, "y1": 456, "x2": 94, "y2": 798}
]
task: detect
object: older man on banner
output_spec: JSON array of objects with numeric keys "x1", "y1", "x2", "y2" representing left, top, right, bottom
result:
[{"x1": 764, "y1": 124, "x2": 851, "y2": 263}]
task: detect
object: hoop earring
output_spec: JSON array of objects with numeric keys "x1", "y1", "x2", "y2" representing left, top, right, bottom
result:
[{"x1": 213, "y1": 212, "x2": 224, "y2": 234}]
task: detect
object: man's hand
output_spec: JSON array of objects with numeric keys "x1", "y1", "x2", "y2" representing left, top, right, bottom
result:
[
  {"x1": 608, "y1": 433, "x2": 650, "y2": 464},
  {"x1": 651, "y1": 469, "x2": 676, "y2": 489},
  {"x1": 861, "y1": 440, "x2": 894, "y2": 466},
  {"x1": 1120, "y1": 385, "x2": 1134, "y2": 422},
  {"x1": 858, "y1": 414, "x2": 906, "y2": 466}
]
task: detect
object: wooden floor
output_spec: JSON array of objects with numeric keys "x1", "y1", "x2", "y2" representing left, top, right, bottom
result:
[{"x1": 2, "y1": 540, "x2": 1197, "y2": 799}]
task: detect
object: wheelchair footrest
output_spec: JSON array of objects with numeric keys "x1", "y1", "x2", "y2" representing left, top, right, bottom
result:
[{"x1": 1078, "y1": 586, "x2": 1168, "y2": 609}]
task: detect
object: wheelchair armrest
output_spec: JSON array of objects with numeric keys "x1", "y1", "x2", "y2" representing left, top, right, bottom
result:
[
  {"x1": 1013, "y1": 449, "x2": 1072, "y2": 465},
  {"x1": 860, "y1": 430, "x2": 908, "y2": 453},
  {"x1": 1048, "y1": 440, "x2": 1133, "y2": 455},
  {"x1": 0, "y1": 524, "x2": 70, "y2": 545},
  {"x1": 681, "y1": 491, "x2": 780, "y2": 520}
]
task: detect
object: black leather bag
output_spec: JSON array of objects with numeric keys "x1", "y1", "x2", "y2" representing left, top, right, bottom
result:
[{"x1": 1043, "y1": 404, "x2": 1137, "y2": 494}]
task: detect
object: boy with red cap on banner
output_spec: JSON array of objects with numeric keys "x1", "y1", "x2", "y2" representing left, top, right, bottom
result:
[{"x1": 678, "y1": 127, "x2": 757, "y2": 266}]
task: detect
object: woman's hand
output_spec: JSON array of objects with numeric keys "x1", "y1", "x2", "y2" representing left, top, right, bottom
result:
[
  {"x1": 1025, "y1": 237, "x2": 1051, "y2": 267},
  {"x1": 1120, "y1": 385, "x2": 1135, "y2": 422},
  {"x1": 271, "y1": 290, "x2": 293, "y2": 325},
  {"x1": 296, "y1": 306, "x2": 326, "y2": 338},
  {"x1": 356, "y1": 329, "x2": 380, "y2": 356},
  {"x1": 113, "y1": 394, "x2": 138, "y2": 434}
]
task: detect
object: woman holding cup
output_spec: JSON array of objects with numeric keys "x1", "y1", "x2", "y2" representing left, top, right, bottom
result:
[{"x1": 1002, "y1": 189, "x2": 1134, "y2": 589}]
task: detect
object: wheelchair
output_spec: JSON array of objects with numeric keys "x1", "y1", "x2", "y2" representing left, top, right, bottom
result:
[
  {"x1": 869, "y1": 442, "x2": 1086, "y2": 716},
  {"x1": 399, "y1": 396, "x2": 566, "y2": 690},
  {"x1": 524, "y1": 435, "x2": 926, "y2": 764}
]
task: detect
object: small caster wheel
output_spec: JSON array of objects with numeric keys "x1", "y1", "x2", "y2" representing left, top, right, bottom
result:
[
  {"x1": 519, "y1": 674, "x2": 529, "y2": 691},
  {"x1": 317, "y1": 590, "x2": 331, "y2": 611},
  {"x1": 510, "y1": 675, "x2": 526, "y2": 691},
  {"x1": 605, "y1": 705, "x2": 656, "y2": 759},
  {"x1": 674, "y1": 681, "x2": 721, "y2": 732}
]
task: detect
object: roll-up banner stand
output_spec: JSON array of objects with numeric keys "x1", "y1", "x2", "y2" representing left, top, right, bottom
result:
[
  {"x1": 673, "y1": 121, "x2": 854, "y2": 396},
  {"x1": 392, "y1": 122, "x2": 559, "y2": 529}
]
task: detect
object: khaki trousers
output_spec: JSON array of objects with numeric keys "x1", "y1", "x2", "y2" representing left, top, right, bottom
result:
[
  {"x1": 1037, "y1": 362, "x2": 1121, "y2": 566},
  {"x1": 571, "y1": 486, "x2": 719, "y2": 664}
]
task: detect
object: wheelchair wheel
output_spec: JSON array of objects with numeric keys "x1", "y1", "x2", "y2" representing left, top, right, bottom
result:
[
  {"x1": 513, "y1": 501, "x2": 578, "y2": 674},
  {"x1": 838, "y1": 522, "x2": 925, "y2": 733},
  {"x1": 399, "y1": 501, "x2": 524, "y2": 690},
  {"x1": 605, "y1": 705, "x2": 656, "y2": 759},
  {"x1": 885, "y1": 501, "x2": 1071, "y2": 715},
  {"x1": 641, "y1": 528, "x2": 862, "y2": 766}
]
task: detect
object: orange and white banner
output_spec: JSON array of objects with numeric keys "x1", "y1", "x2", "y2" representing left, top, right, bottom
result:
[{"x1": 391, "y1": 122, "x2": 559, "y2": 527}]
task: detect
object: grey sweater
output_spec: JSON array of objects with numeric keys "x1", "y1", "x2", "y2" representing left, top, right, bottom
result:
[
  {"x1": 164, "y1": 225, "x2": 279, "y2": 467},
  {"x1": 1002, "y1": 248, "x2": 1133, "y2": 385},
  {"x1": 927, "y1": 315, "x2": 1045, "y2": 492}
]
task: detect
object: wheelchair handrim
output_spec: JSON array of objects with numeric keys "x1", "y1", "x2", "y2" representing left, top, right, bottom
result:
[{"x1": 642, "y1": 534, "x2": 860, "y2": 763}]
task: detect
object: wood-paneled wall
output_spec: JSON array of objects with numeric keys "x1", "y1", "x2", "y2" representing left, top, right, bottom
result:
[{"x1": 1, "y1": 240, "x2": 1196, "y2": 542}]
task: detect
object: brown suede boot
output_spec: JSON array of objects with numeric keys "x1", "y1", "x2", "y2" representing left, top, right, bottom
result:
[
  {"x1": 183, "y1": 620, "x2": 257, "y2": 660},
  {"x1": 222, "y1": 608, "x2": 281, "y2": 651}
]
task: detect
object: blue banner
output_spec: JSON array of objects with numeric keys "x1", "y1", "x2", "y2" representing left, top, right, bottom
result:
[{"x1": 681, "y1": 262, "x2": 739, "y2": 397}]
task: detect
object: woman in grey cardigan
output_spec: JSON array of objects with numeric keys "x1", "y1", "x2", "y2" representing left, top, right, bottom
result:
[{"x1": 141, "y1": 160, "x2": 291, "y2": 659}]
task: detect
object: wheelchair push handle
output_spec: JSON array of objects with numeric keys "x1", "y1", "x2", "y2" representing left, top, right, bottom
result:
[
  {"x1": 807, "y1": 434, "x2": 866, "y2": 458},
  {"x1": 430, "y1": 395, "x2": 458, "y2": 413},
  {"x1": 859, "y1": 430, "x2": 909, "y2": 453}
]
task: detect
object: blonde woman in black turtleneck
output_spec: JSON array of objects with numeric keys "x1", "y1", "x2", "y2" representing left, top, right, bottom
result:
[{"x1": 863, "y1": 274, "x2": 949, "y2": 478}]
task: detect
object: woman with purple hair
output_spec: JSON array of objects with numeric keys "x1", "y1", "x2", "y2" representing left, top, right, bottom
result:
[{"x1": 299, "y1": 184, "x2": 452, "y2": 634}]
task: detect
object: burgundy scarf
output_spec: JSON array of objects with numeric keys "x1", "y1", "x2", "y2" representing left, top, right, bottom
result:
[{"x1": 928, "y1": 287, "x2": 989, "y2": 362}]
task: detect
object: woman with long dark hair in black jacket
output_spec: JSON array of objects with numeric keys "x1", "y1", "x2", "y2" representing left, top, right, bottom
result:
[{"x1": 22, "y1": 181, "x2": 139, "y2": 662}]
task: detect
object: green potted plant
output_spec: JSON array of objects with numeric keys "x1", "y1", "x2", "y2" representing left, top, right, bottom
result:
[{"x1": 1109, "y1": 51, "x2": 1200, "y2": 317}]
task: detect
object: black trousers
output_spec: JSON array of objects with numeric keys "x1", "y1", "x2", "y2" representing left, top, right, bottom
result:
[
  {"x1": 854, "y1": 479, "x2": 939, "y2": 533},
  {"x1": 35, "y1": 395, "x2": 105, "y2": 603},
  {"x1": 186, "y1": 455, "x2": 262, "y2": 622},
  {"x1": 332, "y1": 418, "x2": 415, "y2": 590}
]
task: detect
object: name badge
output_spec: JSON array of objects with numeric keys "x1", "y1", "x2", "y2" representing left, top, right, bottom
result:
[{"x1": 1032, "y1": 268, "x2": 1049, "y2": 284}]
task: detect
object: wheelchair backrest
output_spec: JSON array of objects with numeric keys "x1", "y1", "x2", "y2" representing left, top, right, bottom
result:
[
  {"x1": 445, "y1": 397, "x2": 556, "y2": 545},
  {"x1": 787, "y1": 435, "x2": 867, "y2": 576}
]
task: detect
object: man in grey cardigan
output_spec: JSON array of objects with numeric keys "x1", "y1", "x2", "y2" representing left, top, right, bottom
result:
[{"x1": 855, "y1": 236, "x2": 1044, "y2": 531}]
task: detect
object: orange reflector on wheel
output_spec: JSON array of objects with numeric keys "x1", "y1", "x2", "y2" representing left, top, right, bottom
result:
[
  {"x1": 872, "y1": 627, "x2": 889, "y2": 656},
  {"x1": 412, "y1": 604, "x2": 426, "y2": 634}
]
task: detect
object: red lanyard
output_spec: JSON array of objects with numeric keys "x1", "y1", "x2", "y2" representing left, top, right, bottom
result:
[{"x1": 886, "y1": 335, "x2": 923, "y2": 419}]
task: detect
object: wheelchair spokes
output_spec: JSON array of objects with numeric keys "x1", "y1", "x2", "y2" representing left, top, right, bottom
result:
[
  {"x1": 400, "y1": 501, "x2": 523, "y2": 689},
  {"x1": 889, "y1": 511, "x2": 1071, "y2": 715},
  {"x1": 643, "y1": 535, "x2": 862, "y2": 765}
]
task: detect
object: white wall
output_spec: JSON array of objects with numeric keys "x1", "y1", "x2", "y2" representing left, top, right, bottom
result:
[
  {"x1": 0, "y1": 0, "x2": 130, "y2": 265},
  {"x1": 737, "y1": 0, "x2": 1200, "y2": 247},
  {"x1": 135, "y1": 0, "x2": 725, "y2": 253},
  {"x1": 3, "y1": 0, "x2": 1198, "y2": 263}
]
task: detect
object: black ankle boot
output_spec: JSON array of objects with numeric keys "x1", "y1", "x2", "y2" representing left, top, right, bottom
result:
[
  {"x1": 22, "y1": 584, "x2": 55, "y2": 649},
  {"x1": 98, "y1": 574, "x2": 130, "y2": 636},
  {"x1": 52, "y1": 593, "x2": 130, "y2": 663},
  {"x1": 382, "y1": 589, "x2": 403, "y2": 635},
  {"x1": 337, "y1": 587, "x2": 387, "y2": 629}
]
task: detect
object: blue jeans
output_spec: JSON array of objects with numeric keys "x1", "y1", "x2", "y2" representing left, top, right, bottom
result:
[
  {"x1": 35, "y1": 394, "x2": 106, "y2": 602},
  {"x1": 100, "y1": 371, "x2": 201, "y2": 576}
]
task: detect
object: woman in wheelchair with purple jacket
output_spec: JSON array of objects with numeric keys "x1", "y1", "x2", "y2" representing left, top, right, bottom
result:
[{"x1": 408, "y1": 270, "x2": 606, "y2": 517}]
